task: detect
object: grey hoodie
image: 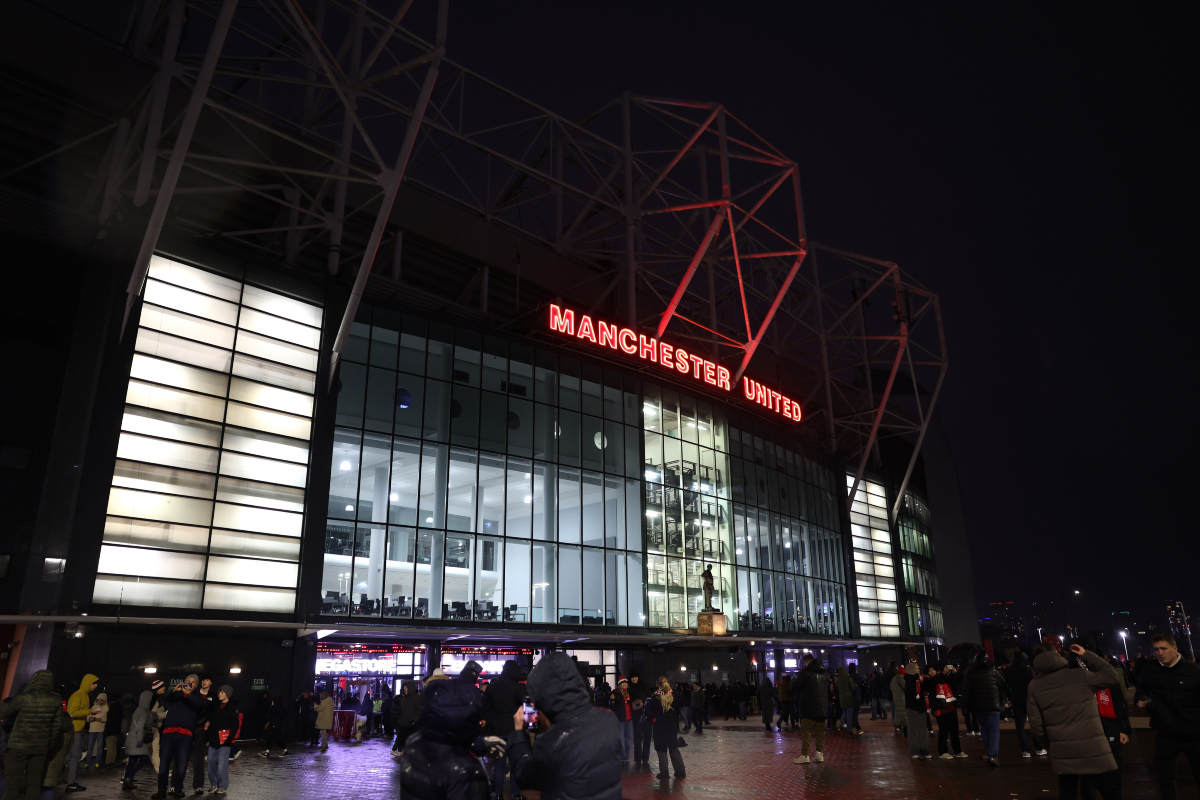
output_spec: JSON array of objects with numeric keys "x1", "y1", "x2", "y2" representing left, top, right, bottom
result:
[{"x1": 124, "y1": 690, "x2": 155, "y2": 756}]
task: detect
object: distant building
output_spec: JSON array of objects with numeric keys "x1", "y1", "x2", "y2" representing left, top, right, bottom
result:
[{"x1": 1167, "y1": 601, "x2": 1195, "y2": 658}]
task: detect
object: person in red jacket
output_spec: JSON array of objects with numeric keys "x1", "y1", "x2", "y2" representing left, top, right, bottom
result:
[
  {"x1": 925, "y1": 664, "x2": 967, "y2": 759},
  {"x1": 610, "y1": 678, "x2": 635, "y2": 765}
]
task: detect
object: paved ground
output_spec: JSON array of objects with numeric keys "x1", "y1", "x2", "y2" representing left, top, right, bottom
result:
[{"x1": 54, "y1": 714, "x2": 1193, "y2": 799}]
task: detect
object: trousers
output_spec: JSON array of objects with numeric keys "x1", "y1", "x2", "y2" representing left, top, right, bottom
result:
[
  {"x1": 935, "y1": 711, "x2": 961, "y2": 755},
  {"x1": 906, "y1": 710, "x2": 930, "y2": 756},
  {"x1": 1153, "y1": 736, "x2": 1200, "y2": 800},
  {"x1": 799, "y1": 718, "x2": 825, "y2": 754},
  {"x1": 655, "y1": 745, "x2": 685, "y2": 778},
  {"x1": 206, "y1": 747, "x2": 230, "y2": 791},
  {"x1": 619, "y1": 719, "x2": 633, "y2": 761},
  {"x1": 2, "y1": 747, "x2": 47, "y2": 800},
  {"x1": 1058, "y1": 770, "x2": 1123, "y2": 800},
  {"x1": 157, "y1": 732, "x2": 192, "y2": 795},
  {"x1": 190, "y1": 728, "x2": 208, "y2": 788},
  {"x1": 123, "y1": 755, "x2": 151, "y2": 783},
  {"x1": 633, "y1": 719, "x2": 652, "y2": 762},
  {"x1": 1013, "y1": 706, "x2": 1044, "y2": 754},
  {"x1": 65, "y1": 731, "x2": 85, "y2": 784},
  {"x1": 977, "y1": 710, "x2": 1001, "y2": 759}
]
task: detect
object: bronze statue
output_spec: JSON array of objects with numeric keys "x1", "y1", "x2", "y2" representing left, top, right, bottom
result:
[{"x1": 701, "y1": 564, "x2": 715, "y2": 611}]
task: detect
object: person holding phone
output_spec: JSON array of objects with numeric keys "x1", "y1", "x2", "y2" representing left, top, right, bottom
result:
[
  {"x1": 1028, "y1": 642, "x2": 1123, "y2": 799},
  {"x1": 507, "y1": 652, "x2": 622, "y2": 799},
  {"x1": 399, "y1": 680, "x2": 490, "y2": 800}
]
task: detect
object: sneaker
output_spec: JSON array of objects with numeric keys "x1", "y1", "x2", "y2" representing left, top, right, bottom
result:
[
  {"x1": 813, "y1": 752, "x2": 823, "y2": 762},
  {"x1": 1035, "y1": 749, "x2": 1047, "y2": 756},
  {"x1": 912, "y1": 754, "x2": 921, "y2": 759},
  {"x1": 231, "y1": 752, "x2": 241, "y2": 760},
  {"x1": 1022, "y1": 751, "x2": 1032, "y2": 758},
  {"x1": 65, "y1": 785, "x2": 87, "y2": 793},
  {"x1": 987, "y1": 758, "x2": 1000, "y2": 767},
  {"x1": 939, "y1": 753, "x2": 954, "y2": 759},
  {"x1": 259, "y1": 751, "x2": 269, "y2": 758},
  {"x1": 955, "y1": 752, "x2": 968, "y2": 758},
  {"x1": 281, "y1": 750, "x2": 288, "y2": 756},
  {"x1": 793, "y1": 755, "x2": 810, "y2": 764},
  {"x1": 923, "y1": 753, "x2": 933, "y2": 759}
]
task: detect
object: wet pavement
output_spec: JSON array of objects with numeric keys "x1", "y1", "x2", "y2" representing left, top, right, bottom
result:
[{"x1": 54, "y1": 714, "x2": 1191, "y2": 799}]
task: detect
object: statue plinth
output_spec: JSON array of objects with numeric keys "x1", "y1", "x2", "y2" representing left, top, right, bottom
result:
[{"x1": 697, "y1": 611, "x2": 727, "y2": 636}]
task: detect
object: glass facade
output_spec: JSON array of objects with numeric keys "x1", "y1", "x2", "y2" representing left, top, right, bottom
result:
[
  {"x1": 322, "y1": 303, "x2": 850, "y2": 635},
  {"x1": 899, "y1": 491, "x2": 944, "y2": 639},
  {"x1": 94, "y1": 256, "x2": 323, "y2": 612},
  {"x1": 847, "y1": 475, "x2": 901, "y2": 638}
]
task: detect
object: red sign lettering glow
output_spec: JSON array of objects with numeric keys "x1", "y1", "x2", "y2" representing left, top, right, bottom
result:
[{"x1": 547, "y1": 305, "x2": 800, "y2": 422}]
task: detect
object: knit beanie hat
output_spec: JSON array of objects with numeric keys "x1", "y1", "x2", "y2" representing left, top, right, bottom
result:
[
  {"x1": 151, "y1": 680, "x2": 165, "y2": 690},
  {"x1": 218, "y1": 685, "x2": 234, "y2": 700}
]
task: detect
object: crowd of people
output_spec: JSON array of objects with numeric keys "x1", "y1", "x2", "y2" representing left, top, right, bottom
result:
[{"x1": 1, "y1": 632, "x2": 1196, "y2": 799}]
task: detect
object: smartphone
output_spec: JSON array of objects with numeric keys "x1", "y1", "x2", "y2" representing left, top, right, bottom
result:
[{"x1": 522, "y1": 697, "x2": 538, "y2": 731}]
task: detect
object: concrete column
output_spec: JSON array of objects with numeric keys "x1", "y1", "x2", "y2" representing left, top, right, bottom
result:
[{"x1": 369, "y1": 466, "x2": 388, "y2": 603}]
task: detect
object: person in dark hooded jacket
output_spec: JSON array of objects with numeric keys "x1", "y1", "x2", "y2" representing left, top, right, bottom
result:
[
  {"x1": 0, "y1": 669, "x2": 62, "y2": 800},
  {"x1": 506, "y1": 653, "x2": 622, "y2": 800},
  {"x1": 791, "y1": 655, "x2": 829, "y2": 764},
  {"x1": 260, "y1": 694, "x2": 288, "y2": 758},
  {"x1": 481, "y1": 662, "x2": 528, "y2": 798},
  {"x1": 121, "y1": 690, "x2": 155, "y2": 791},
  {"x1": 400, "y1": 679, "x2": 490, "y2": 800},
  {"x1": 1006, "y1": 651, "x2": 1046, "y2": 757},
  {"x1": 962, "y1": 653, "x2": 1008, "y2": 765}
]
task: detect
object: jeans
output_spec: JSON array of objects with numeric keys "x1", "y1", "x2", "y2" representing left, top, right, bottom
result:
[
  {"x1": 799, "y1": 718, "x2": 825, "y2": 755},
  {"x1": 935, "y1": 711, "x2": 961, "y2": 755},
  {"x1": 678, "y1": 706, "x2": 690, "y2": 730},
  {"x1": 123, "y1": 755, "x2": 151, "y2": 783},
  {"x1": 977, "y1": 711, "x2": 1001, "y2": 759},
  {"x1": 840, "y1": 707, "x2": 855, "y2": 729},
  {"x1": 889, "y1": 700, "x2": 899, "y2": 730},
  {"x1": 1012, "y1": 706, "x2": 1043, "y2": 754},
  {"x1": 190, "y1": 728, "x2": 208, "y2": 788},
  {"x1": 157, "y1": 732, "x2": 192, "y2": 795},
  {"x1": 633, "y1": 719, "x2": 652, "y2": 762},
  {"x1": 1059, "y1": 769, "x2": 1123, "y2": 800},
  {"x1": 3, "y1": 747, "x2": 48, "y2": 800},
  {"x1": 206, "y1": 747, "x2": 230, "y2": 791},
  {"x1": 906, "y1": 710, "x2": 930, "y2": 756},
  {"x1": 87, "y1": 732, "x2": 104, "y2": 769},
  {"x1": 1153, "y1": 736, "x2": 1200, "y2": 800},
  {"x1": 619, "y1": 719, "x2": 633, "y2": 760},
  {"x1": 319, "y1": 729, "x2": 330, "y2": 750},
  {"x1": 737, "y1": 701, "x2": 746, "y2": 720},
  {"x1": 655, "y1": 745, "x2": 685, "y2": 778},
  {"x1": 104, "y1": 735, "x2": 119, "y2": 765},
  {"x1": 65, "y1": 731, "x2": 85, "y2": 784}
]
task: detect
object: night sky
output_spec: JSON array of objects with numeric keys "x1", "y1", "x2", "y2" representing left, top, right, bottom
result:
[{"x1": 445, "y1": 4, "x2": 1196, "y2": 632}]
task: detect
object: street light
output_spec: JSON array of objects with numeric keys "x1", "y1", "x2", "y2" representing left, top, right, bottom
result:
[{"x1": 1119, "y1": 630, "x2": 1129, "y2": 661}]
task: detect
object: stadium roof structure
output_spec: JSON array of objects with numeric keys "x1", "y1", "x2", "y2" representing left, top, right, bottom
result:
[{"x1": 0, "y1": 0, "x2": 947, "y2": 517}]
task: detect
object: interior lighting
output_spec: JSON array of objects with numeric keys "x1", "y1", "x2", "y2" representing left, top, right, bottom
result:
[
  {"x1": 390, "y1": 493, "x2": 398, "y2": 502},
  {"x1": 345, "y1": 505, "x2": 354, "y2": 512},
  {"x1": 339, "y1": 461, "x2": 352, "y2": 471},
  {"x1": 712, "y1": 665, "x2": 718, "y2": 670},
  {"x1": 229, "y1": 667, "x2": 242, "y2": 674},
  {"x1": 523, "y1": 495, "x2": 532, "y2": 504},
  {"x1": 144, "y1": 667, "x2": 157, "y2": 674},
  {"x1": 680, "y1": 665, "x2": 687, "y2": 671},
  {"x1": 425, "y1": 517, "x2": 434, "y2": 523}
]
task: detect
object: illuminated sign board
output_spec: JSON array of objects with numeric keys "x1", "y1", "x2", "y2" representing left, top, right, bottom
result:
[
  {"x1": 315, "y1": 645, "x2": 422, "y2": 675},
  {"x1": 548, "y1": 305, "x2": 800, "y2": 422}
]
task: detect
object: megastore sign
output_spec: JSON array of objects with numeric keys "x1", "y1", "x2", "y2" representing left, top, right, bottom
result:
[
  {"x1": 548, "y1": 305, "x2": 801, "y2": 423},
  {"x1": 316, "y1": 657, "x2": 400, "y2": 675}
]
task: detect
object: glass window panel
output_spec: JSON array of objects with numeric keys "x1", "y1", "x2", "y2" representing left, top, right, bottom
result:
[
  {"x1": 533, "y1": 403, "x2": 557, "y2": 461},
  {"x1": 117, "y1": 433, "x2": 218, "y2": 473},
  {"x1": 557, "y1": 466, "x2": 581, "y2": 544},
  {"x1": 344, "y1": 320, "x2": 370, "y2": 364},
  {"x1": 643, "y1": 431, "x2": 663, "y2": 484},
  {"x1": 442, "y1": 533, "x2": 473, "y2": 619},
  {"x1": 103, "y1": 516, "x2": 209, "y2": 552},
  {"x1": 663, "y1": 435, "x2": 682, "y2": 488},
  {"x1": 506, "y1": 397, "x2": 532, "y2": 457},
  {"x1": 239, "y1": 283, "x2": 322, "y2": 327},
  {"x1": 329, "y1": 429, "x2": 361, "y2": 519},
  {"x1": 505, "y1": 457, "x2": 532, "y2": 538},
  {"x1": 581, "y1": 364, "x2": 603, "y2": 417},
  {"x1": 558, "y1": 358, "x2": 581, "y2": 411},
  {"x1": 628, "y1": 552, "x2": 645, "y2": 626},
  {"x1": 450, "y1": 385, "x2": 480, "y2": 447},
  {"x1": 369, "y1": 312, "x2": 399, "y2": 369},
  {"x1": 425, "y1": 323, "x2": 454, "y2": 381},
  {"x1": 112, "y1": 460, "x2": 215, "y2": 499},
  {"x1": 211, "y1": 503, "x2": 302, "y2": 537},
  {"x1": 94, "y1": 575, "x2": 202, "y2": 608},
  {"x1": 623, "y1": 424, "x2": 641, "y2": 480},
  {"x1": 231, "y1": 353, "x2": 314, "y2": 394},
  {"x1": 107, "y1": 487, "x2": 212, "y2": 525},
  {"x1": 355, "y1": 433, "x2": 392, "y2": 523},
  {"x1": 532, "y1": 542, "x2": 557, "y2": 623},
  {"x1": 236, "y1": 306, "x2": 320, "y2": 349},
  {"x1": 581, "y1": 415, "x2": 603, "y2": 471},
  {"x1": 647, "y1": 554, "x2": 666, "y2": 628},
  {"x1": 642, "y1": 384, "x2": 661, "y2": 431},
  {"x1": 206, "y1": 555, "x2": 297, "y2": 588},
  {"x1": 98, "y1": 544, "x2": 206, "y2": 580},
  {"x1": 143, "y1": 279, "x2": 238, "y2": 326},
  {"x1": 384, "y1": 527, "x2": 416, "y2": 614},
  {"x1": 533, "y1": 349, "x2": 556, "y2": 404},
  {"x1": 533, "y1": 462, "x2": 557, "y2": 541},
  {"x1": 204, "y1": 583, "x2": 296, "y2": 613},
  {"x1": 506, "y1": 343, "x2": 534, "y2": 399},
  {"x1": 418, "y1": 443, "x2": 448, "y2": 528},
  {"x1": 601, "y1": 419, "x2": 624, "y2": 475},
  {"x1": 226, "y1": 401, "x2": 311, "y2": 440},
  {"x1": 503, "y1": 539, "x2": 530, "y2": 622},
  {"x1": 453, "y1": 335, "x2": 481, "y2": 387},
  {"x1": 388, "y1": 437, "x2": 420, "y2": 526},
  {"x1": 477, "y1": 452, "x2": 505, "y2": 537},
  {"x1": 320, "y1": 519, "x2": 353, "y2": 614},
  {"x1": 336, "y1": 362, "x2": 366, "y2": 428},
  {"x1": 626, "y1": 478, "x2": 643, "y2": 551},
  {"x1": 603, "y1": 474, "x2": 624, "y2": 549},
  {"x1": 136, "y1": 328, "x2": 231, "y2": 374},
  {"x1": 210, "y1": 529, "x2": 300, "y2": 561},
  {"x1": 389, "y1": 377, "x2": 425, "y2": 445},
  {"x1": 479, "y1": 391, "x2": 507, "y2": 454},
  {"x1": 581, "y1": 470, "x2": 604, "y2": 547},
  {"x1": 234, "y1": 328, "x2": 318, "y2": 372},
  {"x1": 222, "y1": 426, "x2": 308, "y2": 464},
  {"x1": 558, "y1": 545, "x2": 581, "y2": 623},
  {"x1": 148, "y1": 256, "x2": 242, "y2": 301},
  {"x1": 681, "y1": 441, "x2": 700, "y2": 493},
  {"x1": 126, "y1": 381, "x2": 224, "y2": 423},
  {"x1": 717, "y1": 498, "x2": 733, "y2": 564},
  {"x1": 558, "y1": 409, "x2": 581, "y2": 467},
  {"x1": 364, "y1": 367, "x2": 396, "y2": 432},
  {"x1": 130, "y1": 354, "x2": 228, "y2": 398},
  {"x1": 603, "y1": 371, "x2": 623, "y2": 420},
  {"x1": 481, "y1": 337, "x2": 507, "y2": 393},
  {"x1": 582, "y1": 547, "x2": 604, "y2": 625},
  {"x1": 229, "y1": 376, "x2": 312, "y2": 417},
  {"x1": 414, "y1": 529, "x2": 445, "y2": 619},
  {"x1": 474, "y1": 535, "x2": 503, "y2": 621},
  {"x1": 605, "y1": 551, "x2": 624, "y2": 625},
  {"x1": 423, "y1": 379, "x2": 452, "y2": 441},
  {"x1": 679, "y1": 396, "x2": 697, "y2": 443},
  {"x1": 398, "y1": 317, "x2": 427, "y2": 374},
  {"x1": 445, "y1": 447, "x2": 478, "y2": 532},
  {"x1": 219, "y1": 452, "x2": 307, "y2": 488}
]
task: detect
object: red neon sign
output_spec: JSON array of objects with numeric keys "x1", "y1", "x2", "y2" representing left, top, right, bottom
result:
[{"x1": 548, "y1": 305, "x2": 800, "y2": 423}]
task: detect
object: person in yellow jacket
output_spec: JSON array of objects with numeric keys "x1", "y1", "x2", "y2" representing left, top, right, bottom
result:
[{"x1": 65, "y1": 672, "x2": 100, "y2": 793}]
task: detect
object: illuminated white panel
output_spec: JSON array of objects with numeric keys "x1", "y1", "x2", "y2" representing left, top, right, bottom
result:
[
  {"x1": 103, "y1": 516, "x2": 210, "y2": 552},
  {"x1": 237, "y1": 307, "x2": 320, "y2": 349},
  {"x1": 144, "y1": 280, "x2": 238, "y2": 326},
  {"x1": 232, "y1": 350, "x2": 316, "y2": 391},
  {"x1": 240, "y1": 284, "x2": 322, "y2": 327},
  {"x1": 211, "y1": 503, "x2": 302, "y2": 537},
  {"x1": 225, "y1": 402, "x2": 311, "y2": 440},
  {"x1": 98, "y1": 544, "x2": 206, "y2": 580},
  {"x1": 147, "y1": 255, "x2": 242, "y2": 301},
  {"x1": 121, "y1": 407, "x2": 222, "y2": 447},
  {"x1": 222, "y1": 427, "x2": 308, "y2": 464},
  {"x1": 203, "y1": 584, "x2": 295, "y2": 613},
  {"x1": 107, "y1": 487, "x2": 213, "y2": 526},
  {"x1": 126, "y1": 381, "x2": 226, "y2": 423},
  {"x1": 206, "y1": 556, "x2": 297, "y2": 587},
  {"x1": 117, "y1": 433, "x2": 219, "y2": 473},
  {"x1": 94, "y1": 575, "x2": 202, "y2": 608},
  {"x1": 209, "y1": 529, "x2": 301, "y2": 561},
  {"x1": 216, "y1": 477, "x2": 305, "y2": 512},
  {"x1": 130, "y1": 354, "x2": 229, "y2": 397},
  {"x1": 140, "y1": 304, "x2": 236, "y2": 350},
  {"x1": 229, "y1": 377, "x2": 312, "y2": 417},
  {"x1": 136, "y1": 329, "x2": 232, "y2": 373}
]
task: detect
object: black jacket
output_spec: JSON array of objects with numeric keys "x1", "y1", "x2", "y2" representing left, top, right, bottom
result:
[
  {"x1": 963, "y1": 661, "x2": 1008, "y2": 713},
  {"x1": 482, "y1": 661, "x2": 526, "y2": 735},
  {"x1": 0, "y1": 670, "x2": 63, "y2": 751},
  {"x1": 400, "y1": 681, "x2": 489, "y2": 800},
  {"x1": 904, "y1": 672, "x2": 927, "y2": 713},
  {"x1": 206, "y1": 700, "x2": 241, "y2": 749},
  {"x1": 793, "y1": 661, "x2": 829, "y2": 720},
  {"x1": 1006, "y1": 654, "x2": 1035, "y2": 710},
  {"x1": 506, "y1": 653, "x2": 622, "y2": 800},
  {"x1": 1134, "y1": 657, "x2": 1200, "y2": 741},
  {"x1": 642, "y1": 696, "x2": 680, "y2": 751},
  {"x1": 104, "y1": 696, "x2": 124, "y2": 736},
  {"x1": 161, "y1": 687, "x2": 207, "y2": 733}
]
